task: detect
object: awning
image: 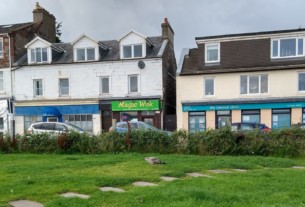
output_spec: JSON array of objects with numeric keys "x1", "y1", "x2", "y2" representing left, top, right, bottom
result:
[{"x1": 42, "y1": 107, "x2": 61, "y2": 117}]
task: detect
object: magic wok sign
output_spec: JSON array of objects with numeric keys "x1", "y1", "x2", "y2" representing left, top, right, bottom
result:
[{"x1": 111, "y1": 100, "x2": 161, "y2": 111}]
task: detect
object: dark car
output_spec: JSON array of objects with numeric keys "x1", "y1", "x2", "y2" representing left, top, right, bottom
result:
[
  {"x1": 109, "y1": 121, "x2": 171, "y2": 135},
  {"x1": 231, "y1": 122, "x2": 271, "y2": 132}
]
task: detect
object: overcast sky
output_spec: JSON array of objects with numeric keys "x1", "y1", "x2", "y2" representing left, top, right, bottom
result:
[{"x1": 1, "y1": 0, "x2": 305, "y2": 61}]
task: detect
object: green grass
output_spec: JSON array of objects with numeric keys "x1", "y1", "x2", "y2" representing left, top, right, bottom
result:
[{"x1": 0, "y1": 154, "x2": 305, "y2": 207}]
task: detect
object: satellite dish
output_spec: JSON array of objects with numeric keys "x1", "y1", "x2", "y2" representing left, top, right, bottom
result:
[{"x1": 138, "y1": 60, "x2": 145, "y2": 69}]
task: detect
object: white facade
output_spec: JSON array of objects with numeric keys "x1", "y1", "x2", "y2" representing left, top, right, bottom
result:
[{"x1": 0, "y1": 68, "x2": 12, "y2": 134}]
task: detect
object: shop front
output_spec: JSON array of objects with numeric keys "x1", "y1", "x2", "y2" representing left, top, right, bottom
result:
[{"x1": 100, "y1": 99, "x2": 162, "y2": 132}]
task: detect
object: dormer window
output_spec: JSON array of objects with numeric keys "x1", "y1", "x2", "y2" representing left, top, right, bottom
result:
[
  {"x1": 205, "y1": 43, "x2": 220, "y2": 63},
  {"x1": 123, "y1": 44, "x2": 143, "y2": 59},
  {"x1": 76, "y1": 48, "x2": 95, "y2": 61},
  {"x1": 30, "y1": 48, "x2": 48, "y2": 63},
  {"x1": 272, "y1": 37, "x2": 304, "y2": 59},
  {"x1": 0, "y1": 38, "x2": 3, "y2": 58}
]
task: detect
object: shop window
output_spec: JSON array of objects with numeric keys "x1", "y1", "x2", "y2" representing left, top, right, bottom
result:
[
  {"x1": 0, "y1": 71, "x2": 4, "y2": 91},
  {"x1": 189, "y1": 111, "x2": 206, "y2": 133},
  {"x1": 242, "y1": 110, "x2": 260, "y2": 123},
  {"x1": 59, "y1": 78, "x2": 69, "y2": 96},
  {"x1": 272, "y1": 109, "x2": 290, "y2": 129},
  {"x1": 33, "y1": 79, "x2": 43, "y2": 97},
  {"x1": 302, "y1": 108, "x2": 305, "y2": 123},
  {"x1": 120, "y1": 111, "x2": 138, "y2": 121},
  {"x1": 24, "y1": 116, "x2": 42, "y2": 131},
  {"x1": 63, "y1": 114, "x2": 93, "y2": 132},
  {"x1": 216, "y1": 110, "x2": 231, "y2": 129},
  {"x1": 142, "y1": 111, "x2": 155, "y2": 116}
]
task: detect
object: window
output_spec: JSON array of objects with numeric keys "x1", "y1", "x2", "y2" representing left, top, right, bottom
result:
[
  {"x1": 122, "y1": 44, "x2": 143, "y2": 58},
  {"x1": 0, "y1": 71, "x2": 3, "y2": 91},
  {"x1": 24, "y1": 116, "x2": 42, "y2": 131},
  {"x1": 272, "y1": 38, "x2": 304, "y2": 58},
  {"x1": 0, "y1": 38, "x2": 3, "y2": 58},
  {"x1": 272, "y1": 109, "x2": 290, "y2": 129},
  {"x1": 205, "y1": 43, "x2": 220, "y2": 63},
  {"x1": 216, "y1": 110, "x2": 231, "y2": 129},
  {"x1": 30, "y1": 48, "x2": 48, "y2": 63},
  {"x1": 298, "y1": 73, "x2": 305, "y2": 92},
  {"x1": 63, "y1": 114, "x2": 93, "y2": 132},
  {"x1": 189, "y1": 111, "x2": 206, "y2": 133},
  {"x1": 59, "y1": 78, "x2": 69, "y2": 96},
  {"x1": 76, "y1": 48, "x2": 95, "y2": 61},
  {"x1": 204, "y1": 78, "x2": 214, "y2": 96},
  {"x1": 240, "y1": 75, "x2": 268, "y2": 94},
  {"x1": 129, "y1": 75, "x2": 139, "y2": 93},
  {"x1": 100, "y1": 76, "x2": 110, "y2": 94},
  {"x1": 0, "y1": 117, "x2": 4, "y2": 130},
  {"x1": 33, "y1": 79, "x2": 43, "y2": 97},
  {"x1": 242, "y1": 110, "x2": 260, "y2": 123},
  {"x1": 120, "y1": 111, "x2": 138, "y2": 122}
]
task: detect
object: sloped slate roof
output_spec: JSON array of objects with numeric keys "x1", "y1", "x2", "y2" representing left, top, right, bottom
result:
[
  {"x1": 0, "y1": 22, "x2": 33, "y2": 34},
  {"x1": 15, "y1": 36, "x2": 164, "y2": 66}
]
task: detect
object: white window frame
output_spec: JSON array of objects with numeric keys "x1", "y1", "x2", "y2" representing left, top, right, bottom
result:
[
  {"x1": 76, "y1": 47, "x2": 96, "y2": 61},
  {"x1": 100, "y1": 76, "x2": 110, "y2": 94},
  {"x1": 122, "y1": 44, "x2": 144, "y2": 59},
  {"x1": 271, "y1": 37, "x2": 304, "y2": 59},
  {"x1": 0, "y1": 37, "x2": 3, "y2": 58},
  {"x1": 128, "y1": 74, "x2": 139, "y2": 93},
  {"x1": 240, "y1": 74, "x2": 268, "y2": 95},
  {"x1": 204, "y1": 77, "x2": 214, "y2": 96},
  {"x1": 59, "y1": 78, "x2": 69, "y2": 97},
  {"x1": 33, "y1": 79, "x2": 43, "y2": 97},
  {"x1": 205, "y1": 43, "x2": 220, "y2": 63},
  {"x1": 298, "y1": 72, "x2": 305, "y2": 92},
  {"x1": 30, "y1": 47, "x2": 48, "y2": 63}
]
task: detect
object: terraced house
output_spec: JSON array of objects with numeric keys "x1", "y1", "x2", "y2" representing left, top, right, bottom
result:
[
  {"x1": 177, "y1": 28, "x2": 305, "y2": 132},
  {"x1": 13, "y1": 18, "x2": 176, "y2": 134}
]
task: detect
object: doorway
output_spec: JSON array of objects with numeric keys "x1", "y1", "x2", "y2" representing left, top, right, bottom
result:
[
  {"x1": 47, "y1": 117, "x2": 58, "y2": 122},
  {"x1": 102, "y1": 110, "x2": 112, "y2": 132}
]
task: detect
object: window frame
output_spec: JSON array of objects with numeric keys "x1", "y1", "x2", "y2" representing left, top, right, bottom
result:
[
  {"x1": 0, "y1": 71, "x2": 4, "y2": 92},
  {"x1": 240, "y1": 74, "x2": 268, "y2": 95},
  {"x1": 100, "y1": 76, "x2": 110, "y2": 94},
  {"x1": 59, "y1": 78, "x2": 70, "y2": 97},
  {"x1": 0, "y1": 37, "x2": 3, "y2": 58},
  {"x1": 128, "y1": 74, "x2": 139, "y2": 93},
  {"x1": 29, "y1": 47, "x2": 48, "y2": 63},
  {"x1": 298, "y1": 72, "x2": 305, "y2": 92},
  {"x1": 271, "y1": 37, "x2": 305, "y2": 59},
  {"x1": 204, "y1": 77, "x2": 214, "y2": 96},
  {"x1": 205, "y1": 43, "x2": 220, "y2": 63},
  {"x1": 122, "y1": 44, "x2": 144, "y2": 59},
  {"x1": 33, "y1": 79, "x2": 43, "y2": 97},
  {"x1": 76, "y1": 47, "x2": 96, "y2": 61}
]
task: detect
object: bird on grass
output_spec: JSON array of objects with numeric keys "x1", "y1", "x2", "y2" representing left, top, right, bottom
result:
[{"x1": 144, "y1": 157, "x2": 166, "y2": 165}]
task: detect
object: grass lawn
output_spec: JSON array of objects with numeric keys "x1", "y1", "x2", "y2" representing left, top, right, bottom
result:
[{"x1": 0, "y1": 154, "x2": 305, "y2": 207}]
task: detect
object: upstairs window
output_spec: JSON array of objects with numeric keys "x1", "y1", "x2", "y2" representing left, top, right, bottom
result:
[
  {"x1": 33, "y1": 79, "x2": 43, "y2": 97},
  {"x1": 59, "y1": 78, "x2": 69, "y2": 96},
  {"x1": 100, "y1": 76, "x2": 110, "y2": 94},
  {"x1": 123, "y1": 44, "x2": 143, "y2": 59},
  {"x1": 240, "y1": 74, "x2": 268, "y2": 95},
  {"x1": 204, "y1": 77, "x2": 214, "y2": 96},
  {"x1": 0, "y1": 38, "x2": 3, "y2": 58},
  {"x1": 0, "y1": 71, "x2": 3, "y2": 91},
  {"x1": 128, "y1": 75, "x2": 139, "y2": 93},
  {"x1": 205, "y1": 43, "x2": 220, "y2": 63},
  {"x1": 272, "y1": 38, "x2": 304, "y2": 58},
  {"x1": 76, "y1": 48, "x2": 95, "y2": 61},
  {"x1": 30, "y1": 48, "x2": 48, "y2": 63},
  {"x1": 298, "y1": 72, "x2": 305, "y2": 92}
]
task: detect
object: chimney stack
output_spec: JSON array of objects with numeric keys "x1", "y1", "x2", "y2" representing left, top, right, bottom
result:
[
  {"x1": 33, "y1": 2, "x2": 56, "y2": 43},
  {"x1": 161, "y1": 18, "x2": 174, "y2": 46}
]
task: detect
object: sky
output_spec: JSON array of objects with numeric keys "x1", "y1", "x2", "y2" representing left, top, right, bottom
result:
[{"x1": 1, "y1": 0, "x2": 305, "y2": 62}]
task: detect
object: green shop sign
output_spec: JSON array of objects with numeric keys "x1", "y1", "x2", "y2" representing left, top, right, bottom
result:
[{"x1": 111, "y1": 100, "x2": 160, "y2": 111}]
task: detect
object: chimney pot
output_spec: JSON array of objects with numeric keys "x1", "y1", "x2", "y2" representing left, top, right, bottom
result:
[{"x1": 164, "y1": 18, "x2": 168, "y2": 23}]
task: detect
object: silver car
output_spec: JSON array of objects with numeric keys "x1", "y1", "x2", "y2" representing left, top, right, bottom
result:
[{"x1": 27, "y1": 122, "x2": 85, "y2": 134}]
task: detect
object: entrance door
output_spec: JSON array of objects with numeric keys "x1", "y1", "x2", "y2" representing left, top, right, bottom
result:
[
  {"x1": 47, "y1": 117, "x2": 58, "y2": 122},
  {"x1": 102, "y1": 110, "x2": 112, "y2": 132}
]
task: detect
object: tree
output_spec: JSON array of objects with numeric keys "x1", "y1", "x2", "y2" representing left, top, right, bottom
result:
[{"x1": 56, "y1": 21, "x2": 62, "y2": 43}]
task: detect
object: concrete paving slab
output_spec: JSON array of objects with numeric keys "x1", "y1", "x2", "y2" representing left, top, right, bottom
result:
[
  {"x1": 208, "y1": 169, "x2": 232, "y2": 174},
  {"x1": 100, "y1": 187, "x2": 125, "y2": 192},
  {"x1": 9, "y1": 200, "x2": 43, "y2": 207},
  {"x1": 60, "y1": 192, "x2": 90, "y2": 199},
  {"x1": 160, "y1": 176, "x2": 178, "y2": 181},
  {"x1": 233, "y1": 169, "x2": 248, "y2": 172},
  {"x1": 292, "y1": 166, "x2": 305, "y2": 169},
  {"x1": 133, "y1": 181, "x2": 158, "y2": 186},
  {"x1": 186, "y1": 172, "x2": 212, "y2": 178}
]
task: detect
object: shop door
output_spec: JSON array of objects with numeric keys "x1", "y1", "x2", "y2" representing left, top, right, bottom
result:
[
  {"x1": 102, "y1": 110, "x2": 112, "y2": 132},
  {"x1": 47, "y1": 117, "x2": 58, "y2": 122}
]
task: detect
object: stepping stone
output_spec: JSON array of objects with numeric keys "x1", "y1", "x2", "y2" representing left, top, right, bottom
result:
[
  {"x1": 208, "y1": 169, "x2": 231, "y2": 174},
  {"x1": 160, "y1": 176, "x2": 178, "y2": 181},
  {"x1": 233, "y1": 169, "x2": 248, "y2": 172},
  {"x1": 133, "y1": 181, "x2": 158, "y2": 187},
  {"x1": 9, "y1": 200, "x2": 43, "y2": 207},
  {"x1": 186, "y1": 172, "x2": 212, "y2": 178},
  {"x1": 100, "y1": 187, "x2": 125, "y2": 193},
  {"x1": 292, "y1": 166, "x2": 305, "y2": 169},
  {"x1": 60, "y1": 192, "x2": 90, "y2": 199}
]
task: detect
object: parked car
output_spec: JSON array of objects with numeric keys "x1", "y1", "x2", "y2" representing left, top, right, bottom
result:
[
  {"x1": 27, "y1": 122, "x2": 85, "y2": 134},
  {"x1": 109, "y1": 121, "x2": 171, "y2": 135},
  {"x1": 231, "y1": 122, "x2": 271, "y2": 132}
]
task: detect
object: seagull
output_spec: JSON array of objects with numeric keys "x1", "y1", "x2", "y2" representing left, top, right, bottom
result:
[{"x1": 144, "y1": 157, "x2": 166, "y2": 165}]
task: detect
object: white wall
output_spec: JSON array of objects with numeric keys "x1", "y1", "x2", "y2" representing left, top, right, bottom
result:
[
  {"x1": 13, "y1": 59, "x2": 163, "y2": 100},
  {"x1": 0, "y1": 68, "x2": 12, "y2": 98}
]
